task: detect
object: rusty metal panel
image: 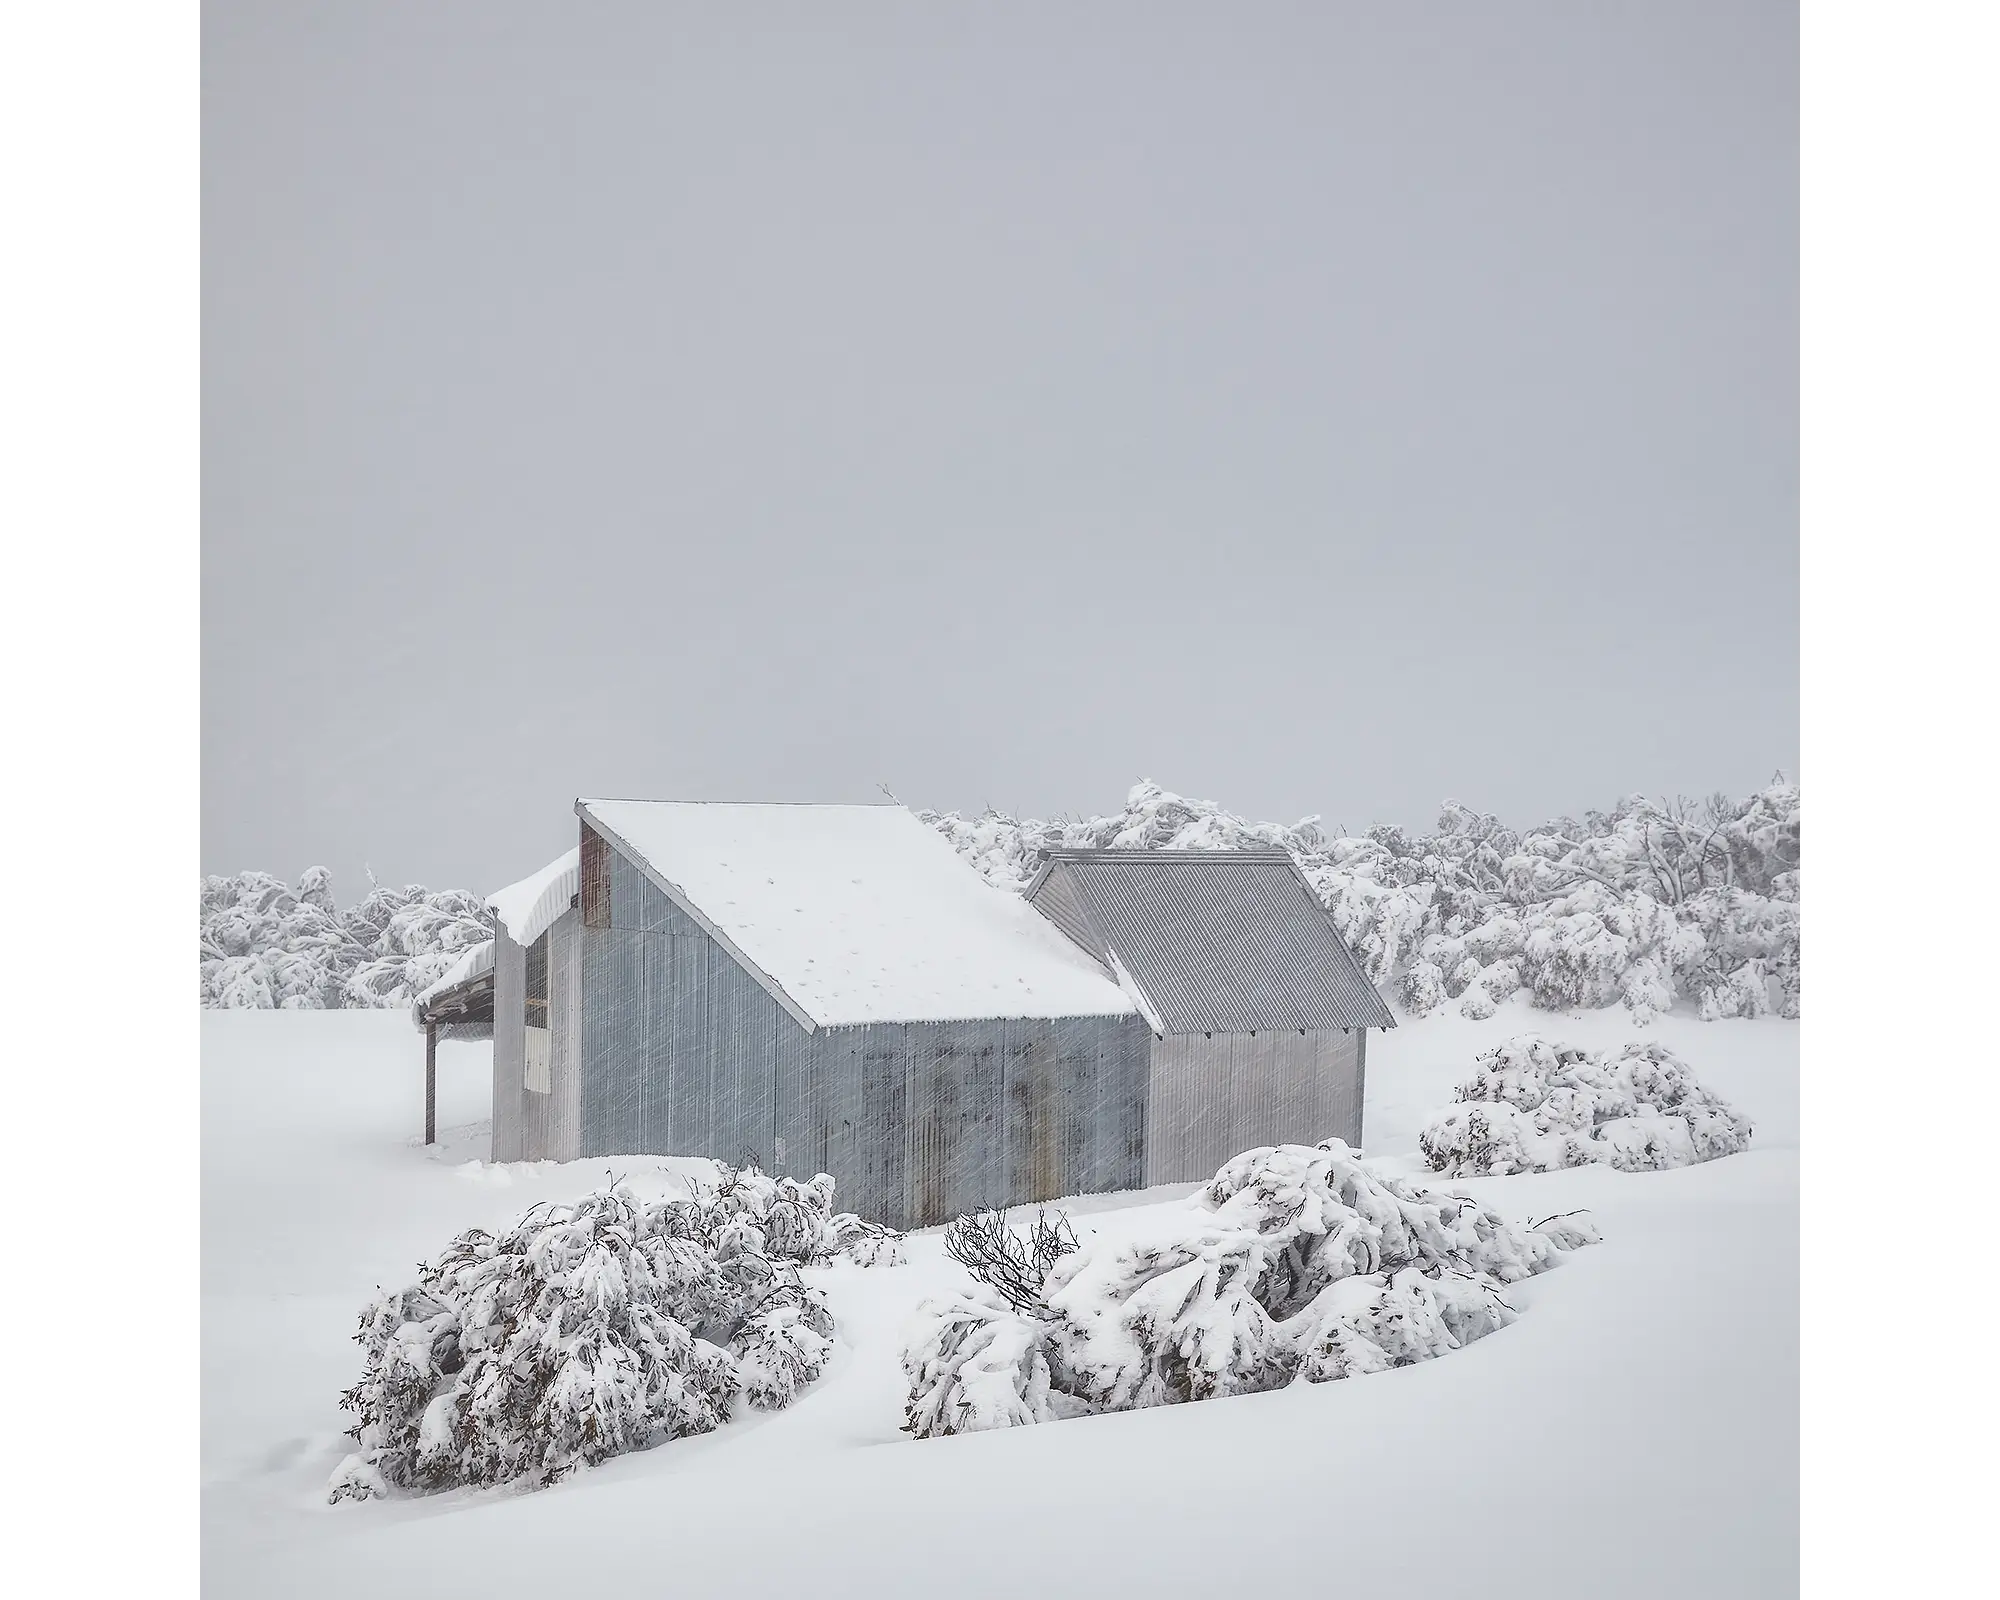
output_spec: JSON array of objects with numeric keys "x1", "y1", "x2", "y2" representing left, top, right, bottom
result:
[
  {"x1": 1003, "y1": 1019, "x2": 1057, "y2": 1205},
  {"x1": 1052, "y1": 1020, "x2": 1094, "y2": 1200},
  {"x1": 859, "y1": 1029, "x2": 911, "y2": 1229},
  {"x1": 927, "y1": 1021, "x2": 1004, "y2": 1220},
  {"x1": 910, "y1": 1024, "x2": 950, "y2": 1227},
  {"x1": 581, "y1": 823, "x2": 611, "y2": 928}
]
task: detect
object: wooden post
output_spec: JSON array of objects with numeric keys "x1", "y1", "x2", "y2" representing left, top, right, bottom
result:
[{"x1": 425, "y1": 1020, "x2": 438, "y2": 1146}]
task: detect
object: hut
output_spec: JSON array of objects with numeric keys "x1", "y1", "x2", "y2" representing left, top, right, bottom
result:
[
  {"x1": 1022, "y1": 847, "x2": 1394, "y2": 1183},
  {"x1": 479, "y1": 800, "x2": 1393, "y2": 1228}
]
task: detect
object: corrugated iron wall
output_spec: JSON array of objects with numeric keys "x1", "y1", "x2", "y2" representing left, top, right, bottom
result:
[
  {"x1": 553, "y1": 823, "x2": 1153, "y2": 1226},
  {"x1": 1143, "y1": 1028, "x2": 1365, "y2": 1185},
  {"x1": 512, "y1": 825, "x2": 1379, "y2": 1219},
  {"x1": 491, "y1": 924, "x2": 525, "y2": 1162},
  {"x1": 542, "y1": 908, "x2": 583, "y2": 1160},
  {"x1": 491, "y1": 914, "x2": 584, "y2": 1162}
]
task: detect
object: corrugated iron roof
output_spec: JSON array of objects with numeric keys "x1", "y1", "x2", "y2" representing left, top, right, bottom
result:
[{"x1": 1023, "y1": 848, "x2": 1396, "y2": 1034}]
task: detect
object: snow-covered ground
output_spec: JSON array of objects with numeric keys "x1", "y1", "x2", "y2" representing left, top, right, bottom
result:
[{"x1": 203, "y1": 1004, "x2": 1797, "y2": 1598}]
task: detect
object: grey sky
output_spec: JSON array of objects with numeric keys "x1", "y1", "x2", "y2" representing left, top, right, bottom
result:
[{"x1": 203, "y1": 1, "x2": 1797, "y2": 897}]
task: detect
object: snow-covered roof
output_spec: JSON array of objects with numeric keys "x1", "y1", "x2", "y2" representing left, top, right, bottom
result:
[
  {"x1": 486, "y1": 848, "x2": 579, "y2": 948},
  {"x1": 413, "y1": 939, "x2": 494, "y2": 1008},
  {"x1": 575, "y1": 800, "x2": 1137, "y2": 1028}
]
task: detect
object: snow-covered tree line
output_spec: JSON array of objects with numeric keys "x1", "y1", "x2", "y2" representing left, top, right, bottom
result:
[
  {"x1": 200, "y1": 867, "x2": 489, "y2": 1009},
  {"x1": 206, "y1": 776, "x2": 1798, "y2": 1021},
  {"x1": 902, "y1": 1140, "x2": 1597, "y2": 1438},
  {"x1": 1418, "y1": 1035, "x2": 1754, "y2": 1176},
  {"x1": 920, "y1": 778, "x2": 1801, "y2": 1025},
  {"x1": 330, "y1": 1163, "x2": 903, "y2": 1502}
]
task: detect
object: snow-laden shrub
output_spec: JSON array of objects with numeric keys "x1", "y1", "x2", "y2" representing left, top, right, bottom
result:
[
  {"x1": 201, "y1": 867, "x2": 489, "y2": 1010},
  {"x1": 330, "y1": 1168, "x2": 903, "y2": 1502},
  {"x1": 920, "y1": 777, "x2": 1800, "y2": 1023},
  {"x1": 697, "y1": 1161, "x2": 907, "y2": 1269},
  {"x1": 1418, "y1": 1035, "x2": 1754, "y2": 1177},
  {"x1": 901, "y1": 1141, "x2": 1596, "y2": 1439}
]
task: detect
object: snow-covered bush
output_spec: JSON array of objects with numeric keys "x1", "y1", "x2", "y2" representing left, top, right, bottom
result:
[
  {"x1": 201, "y1": 867, "x2": 489, "y2": 1010},
  {"x1": 920, "y1": 777, "x2": 1801, "y2": 1025},
  {"x1": 1418, "y1": 1035, "x2": 1754, "y2": 1177},
  {"x1": 697, "y1": 1161, "x2": 908, "y2": 1269},
  {"x1": 901, "y1": 1141, "x2": 1596, "y2": 1439},
  {"x1": 330, "y1": 1167, "x2": 903, "y2": 1501}
]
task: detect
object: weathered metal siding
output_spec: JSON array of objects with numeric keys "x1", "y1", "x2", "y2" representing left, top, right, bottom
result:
[
  {"x1": 574, "y1": 930, "x2": 1152, "y2": 1226},
  {"x1": 1142, "y1": 1027, "x2": 1366, "y2": 1185},
  {"x1": 814, "y1": 1013, "x2": 1147, "y2": 1228},
  {"x1": 489, "y1": 925, "x2": 526, "y2": 1162},
  {"x1": 773, "y1": 1012, "x2": 823, "y2": 1177},
  {"x1": 713, "y1": 947, "x2": 779, "y2": 1165},
  {"x1": 1353, "y1": 1027, "x2": 1368, "y2": 1147},
  {"x1": 539, "y1": 907, "x2": 584, "y2": 1161},
  {"x1": 854, "y1": 1028, "x2": 910, "y2": 1223},
  {"x1": 553, "y1": 824, "x2": 1159, "y2": 1227},
  {"x1": 497, "y1": 915, "x2": 580, "y2": 1162},
  {"x1": 912, "y1": 1021, "x2": 1004, "y2": 1223},
  {"x1": 580, "y1": 920, "x2": 643, "y2": 1154}
]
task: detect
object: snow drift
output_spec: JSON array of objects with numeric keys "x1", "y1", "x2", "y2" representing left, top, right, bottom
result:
[
  {"x1": 1418, "y1": 1035, "x2": 1755, "y2": 1177},
  {"x1": 330, "y1": 1164, "x2": 903, "y2": 1501},
  {"x1": 922, "y1": 778, "x2": 1800, "y2": 1025},
  {"x1": 901, "y1": 1141, "x2": 1596, "y2": 1439}
]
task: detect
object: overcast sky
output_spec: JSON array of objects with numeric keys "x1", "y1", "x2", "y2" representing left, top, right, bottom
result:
[{"x1": 203, "y1": 1, "x2": 1797, "y2": 897}]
